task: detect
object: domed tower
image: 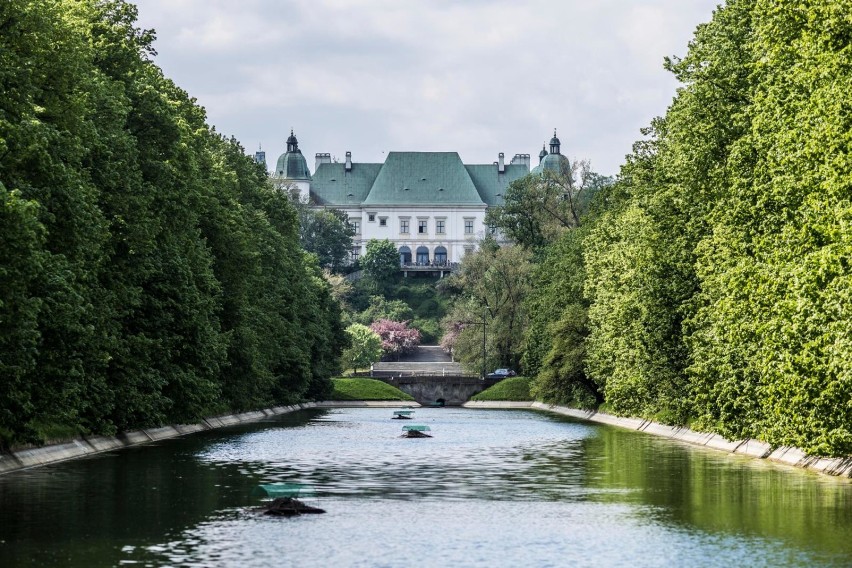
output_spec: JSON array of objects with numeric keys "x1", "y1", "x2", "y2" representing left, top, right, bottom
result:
[
  {"x1": 538, "y1": 143, "x2": 548, "y2": 164},
  {"x1": 273, "y1": 129, "x2": 312, "y2": 200},
  {"x1": 532, "y1": 128, "x2": 571, "y2": 176}
]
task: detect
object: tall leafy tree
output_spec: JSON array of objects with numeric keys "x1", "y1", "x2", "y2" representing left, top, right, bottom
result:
[
  {"x1": 0, "y1": 0, "x2": 348, "y2": 446},
  {"x1": 583, "y1": 0, "x2": 755, "y2": 423},
  {"x1": 361, "y1": 239, "x2": 400, "y2": 283},
  {"x1": 341, "y1": 324, "x2": 382, "y2": 374},
  {"x1": 687, "y1": 0, "x2": 852, "y2": 454},
  {"x1": 486, "y1": 164, "x2": 610, "y2": 252},
  {"x1": 442, "y1": 240, "x2": 531, "y2": 373},
  {"x1": 299, "y1": 208, "x2": 356, "y2": 272}
]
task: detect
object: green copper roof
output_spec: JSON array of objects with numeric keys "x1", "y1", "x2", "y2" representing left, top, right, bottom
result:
[
  {"x1": 362, "y1": 152, "x2": 485, "y2": 206},
  {"x1": 310, "y1": 162, "x2": 382, "y2": 206},
  {"x1": 275, "y1": 151, "x2": 311, "y2": 180},
  {"x1": 531, "y1": 152, "x2": 571, "y2": 176},
  {"x1": 465, "y1": 164, "x2": 530, "y2": 206}
]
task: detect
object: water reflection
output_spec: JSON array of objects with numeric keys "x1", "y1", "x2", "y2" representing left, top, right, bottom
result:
[{"x1": 0, "y1": 408, "x2": 849, "y2": 567}]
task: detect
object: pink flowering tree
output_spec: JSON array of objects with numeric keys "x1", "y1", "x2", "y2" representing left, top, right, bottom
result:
[
  {"x1": 440, "y1": 320, "x2": 465, "y2": 359},
  {"x1": 369, "y1": 319, "x2": 421, "y2": 360}
]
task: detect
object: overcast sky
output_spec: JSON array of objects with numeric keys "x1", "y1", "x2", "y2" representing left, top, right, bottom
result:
[{"x1": 134, "y1": 0, "x2": 720, "y2": 176}]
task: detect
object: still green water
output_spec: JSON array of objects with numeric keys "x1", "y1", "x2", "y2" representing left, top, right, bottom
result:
[{"x1": 0, "y1": 408, "x2": 850, "y2": 567}]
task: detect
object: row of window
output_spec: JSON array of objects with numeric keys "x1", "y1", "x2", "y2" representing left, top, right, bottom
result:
[
  {"x1": 351, "y1": 244, "x2": 476, "y2": 263},
  {"x1": 350, "y1": 215, "x2": 476, "y2": 235}
]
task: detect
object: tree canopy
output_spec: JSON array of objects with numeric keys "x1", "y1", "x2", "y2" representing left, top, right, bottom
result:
[
  {"x1": 0, "y1": 0, "x2": 347, "y2": 446},
  {"x1": 341, "y1": 324, "x2": 382, "y2": 374},
  {"x1": 486, "y1": 165, "x2": 610, "y2": 252},
  {"x1": 517, "y1": 0, "x2": 852, "y2": 456},
  {"x1": 361, "y1": 239, "x2": 400, "y2": 283}
]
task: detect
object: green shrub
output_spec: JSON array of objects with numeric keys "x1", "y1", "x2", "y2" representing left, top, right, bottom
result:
[
  {"x1": 470, "y1": 378, "x2": 532, "y2": 402},
  {"x1": 412, "y1": 318, "x2": 441, "y2": 343},
  {"x1": 328, "y1": 379, "x2": 415, "y2": 401}
]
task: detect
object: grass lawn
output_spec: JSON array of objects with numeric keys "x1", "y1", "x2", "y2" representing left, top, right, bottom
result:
[
  {"x1": 329, "y1": 378, "x2": 415, "y2": 401},
  {"x1": 470, "y1": 377, "x2": 533, "y2": 402}
]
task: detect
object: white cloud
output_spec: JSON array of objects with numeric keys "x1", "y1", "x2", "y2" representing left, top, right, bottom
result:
[{"x1": 135, "y1": 0, "x2": 719, "y2": 175}]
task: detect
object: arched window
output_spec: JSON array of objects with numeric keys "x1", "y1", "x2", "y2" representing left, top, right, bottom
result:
[
  {"x1": 399, "y1": 246, "x2": 411, "y2": 265},
  {"x1": 416, "y1": 246, "x2": 429, "y2": 265},
  {"x1": 434, "y1": 246, "x2": 447, "y2": 265}
]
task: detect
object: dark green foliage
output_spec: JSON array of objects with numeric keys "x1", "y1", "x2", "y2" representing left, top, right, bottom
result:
[
  {"x1": 411, "y1": 318, "x2": 441, "y2": 344},
  {"x1": 361, "y1": 239, "x2": 399, "y2": 285},
  {"x1": 347, "y1": 274, "x2": 447, "y2": 345},
  {"x1": 525, "y1": 223, "x2": 601, "y2": 405},
  {"x1": 295, "y1": 206, "x2": 355, "y2": 272},
  {"x1": 442, "y1": 243, "x2": 531, "y2": 374},
  {"x1": 0, "y1": 186, "x2": 44, "y2": 446},
  {"x1": 0, "y1": 0, "x2": 346, "y2": 446},
  {"x1": 357, "y1": 295, "x2": 414, "y2": 325},
  {"x1": 486, "y1": 166, "x2": 610, "y2": 253}
]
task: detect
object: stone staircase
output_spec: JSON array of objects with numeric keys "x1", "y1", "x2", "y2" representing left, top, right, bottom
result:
[
  {"x1": 371, "y1": 345, "x2": 467, "y2": 376},
  {"x1": 397, "y1": 345, "x2": 452, "y2": 363}
]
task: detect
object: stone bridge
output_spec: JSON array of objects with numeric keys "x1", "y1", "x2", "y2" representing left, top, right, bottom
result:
[
  {"x1": 369, "y1": 346, "x2": 499, "y2": 405},
  {"x1": 377, "y1": 375, "x2": 499, "y2": 406}
]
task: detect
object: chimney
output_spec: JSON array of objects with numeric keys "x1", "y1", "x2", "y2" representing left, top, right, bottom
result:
[
  {"x1": 498, "y1": 152, "x2": 505, "y2": 173},
  {"x1": 315, "y1": 153, "x2": 331, "y2": 171},
  {"x1": 511, "y1": 154, "x2": 531, "y2": 170},
  {"x1": 345, "y1": 151, "x2": 352, "y2": 172}
]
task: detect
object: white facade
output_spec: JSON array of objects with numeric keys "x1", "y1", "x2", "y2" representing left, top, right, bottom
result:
[{"x1": 341, "y1": 205, "x2": 488, "y2": 264}]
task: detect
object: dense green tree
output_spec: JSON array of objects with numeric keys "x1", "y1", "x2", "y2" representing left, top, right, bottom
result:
[
  {"x1": 0, "y1": 0, "x2": 347, "y2": 446},
  {"x1": 295, "y1": 205, "x2": 355, "y2": 272},
  {"x1": 361, "y1": 239, "x2": 400, "y2": 284},
  {"x1": 687, "y1": 0, "x2": 852, "y2": 454},
  {"x1": 341, "y1": 324, "x2": 382, "y2": 374},
  {"x1": 357, "y1": 295, "x2": 414, "y2": 325},
  {"x1": 524, "y1": 223, "x2": 599, "y2": 405},
  {"x1": 486, "y1": 164, "x2": 610, "y2": 252},
  {"x1": 442, "y1": 240, "x2": 531, "y2": 374},
  {"x1": 0, "y1": 186, "x2": 45, "y2": 445},
  {"x1": 583, "y1": 0, "x2": 755, "y2": 423}
]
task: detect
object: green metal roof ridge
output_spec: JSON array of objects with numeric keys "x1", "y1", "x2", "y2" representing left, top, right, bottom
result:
[{"x1": 362, "y1": 152, "x2": 486, "y2": 206}]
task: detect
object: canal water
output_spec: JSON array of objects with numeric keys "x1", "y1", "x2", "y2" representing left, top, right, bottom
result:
[{"x1": 0, "y1": 408, "x2": 850, "y2": 567}]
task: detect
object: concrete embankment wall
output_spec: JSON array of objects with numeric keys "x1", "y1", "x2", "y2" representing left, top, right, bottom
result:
[
  {"x1": 0, "y1": 403, "x2": 319, "y2": 475},
  {"x1": 463, "y1": 400, "x2": 852, "y2": 478},
  {"x1": 0, "y1": 400, "x2": 419, "y2": 474}
]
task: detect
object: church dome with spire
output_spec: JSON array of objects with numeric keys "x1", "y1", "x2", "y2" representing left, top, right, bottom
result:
[
  {"x1": 274, "y1": 129, "x2": 311, "y2": 180},
  {"x1": 531, "y1": 129, "x2": 570, "y2": 176}
]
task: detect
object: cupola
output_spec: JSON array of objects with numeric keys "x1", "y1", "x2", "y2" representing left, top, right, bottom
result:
[
  {"x1": 274, "y1": 129, "x2": 311, "y2": 181},
  {"x1": 549, "y1": 129, "x2": 561, "y2": 155}
]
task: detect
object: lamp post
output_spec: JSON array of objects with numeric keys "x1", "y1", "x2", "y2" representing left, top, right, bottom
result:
[
  {"x1": 481, "y1": 305, "x2": 487, "y2": 379},
  {"x1": 461, "y1": 305, "x2": 488, "y2": 378}
]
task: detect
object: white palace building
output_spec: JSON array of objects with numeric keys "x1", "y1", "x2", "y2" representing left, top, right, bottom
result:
[{"x1": 258, "y1": 131, "x2": 569, "y2": 270}]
